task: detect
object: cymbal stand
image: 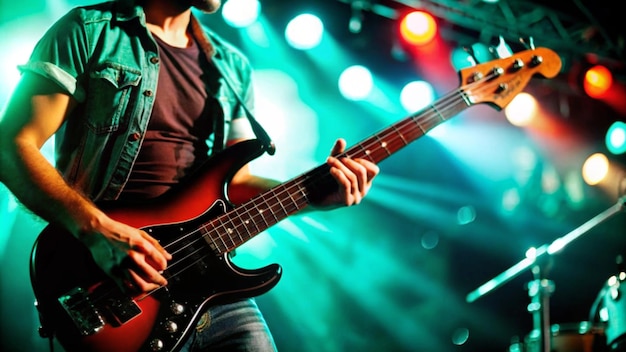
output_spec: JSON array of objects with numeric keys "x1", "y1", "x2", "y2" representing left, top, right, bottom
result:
[
  {"x1": 466, "y1": 196, "x2": 626, "y2": 352},
  {"x1": 527, "y1": 256, "x2": 554, "y2": 352}
]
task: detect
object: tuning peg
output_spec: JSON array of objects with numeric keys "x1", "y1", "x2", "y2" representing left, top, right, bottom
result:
[
  {"x1": 494, "y1": 36, "x2": 513, "y2": 58},
  {"x1": 450, "y1": 46, "x2": 477, "y2": 70},
  {"x1": 462, "y1": 46, "x2": 479, "y2": 65},
  {"x1": 519, "y1": 37, "x2": 536, "y2": 50}
]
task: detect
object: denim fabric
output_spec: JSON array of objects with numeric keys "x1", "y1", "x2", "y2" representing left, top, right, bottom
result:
[
  {"x1": 18, "y1": 0, "x2": 256, "y2": 201},
  {"x1": 180, "y1": 299, "x2": 277, "y2": 352}
]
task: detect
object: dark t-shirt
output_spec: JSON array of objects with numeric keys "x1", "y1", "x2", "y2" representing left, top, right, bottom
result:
[{"x1": 120, "y1": 34, "x2": 220, "y2": 200}]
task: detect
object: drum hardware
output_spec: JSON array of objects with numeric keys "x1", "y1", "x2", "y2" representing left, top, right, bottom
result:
[
  {"x1": 467, "y1": 196, "x2": 625, "y2": 352},
  {"x1": 522, "y1": 322, "x2": 607, "y2": 352},
  {"x1": 591, "y1": 269, "x2": 626, "y2": 350}
]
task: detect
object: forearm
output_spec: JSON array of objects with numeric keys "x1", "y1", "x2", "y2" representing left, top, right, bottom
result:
[{"x1": 0, "y1": 140, "x2": 104, "y2": 238}]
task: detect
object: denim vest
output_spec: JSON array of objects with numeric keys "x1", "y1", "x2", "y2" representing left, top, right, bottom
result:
[{"x1": 19, "y1": 0, "x2": 255, "y2": 201}]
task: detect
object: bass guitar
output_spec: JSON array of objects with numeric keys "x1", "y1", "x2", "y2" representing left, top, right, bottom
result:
[{"x1": 30, "y1": 47, "x2": 562, "y2": 352}]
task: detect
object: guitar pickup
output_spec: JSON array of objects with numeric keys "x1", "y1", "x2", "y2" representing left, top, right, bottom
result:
[
  {"x1": 58, "y1": 287, "x2": 105, "y2": 336},
  {"x1": 98, "y1": 286, "x2": 142, "y2": 326}
]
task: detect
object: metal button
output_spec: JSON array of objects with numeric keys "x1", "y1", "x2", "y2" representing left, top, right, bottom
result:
[
  {"x1": 128, "y1": 132, "x2": 141, "y2": 141},
  {"x1": 150, "y1": 57, "x2": 159, "y2": 64}
]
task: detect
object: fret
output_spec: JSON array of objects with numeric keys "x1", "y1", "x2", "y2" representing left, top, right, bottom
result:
[
  {"x1": 243, "y1": 202, "x2": 262, "y2": 234},
  {"x1": 201, "y1": 223, "x2": 220, "y2": 252},
  {"x1": 254, "y1": 202, "x2": 271, "y2": 229},
  {"x1": 391, "y1": 124, "x2": 408, "y2": 146},
  {"x1": 230, "y1": 211, "x2": 246, "y2": 244},
  {"x1": 413, "y1": 113, "x2": 427, "y2": 134},
  {"x1": 297, "y1": 180, "x2": 309, "y2": 204},
  {"x1": 260, "y1": 192, "x2": 280, "y2": 223},
  {"x1": 374, "y1": 134, "x2": 391, "y2": 156},
  {"x1": 236, "y1": 204, "x2": 256, "y2": 242},
  {"x1": 270, "y1": 187, "x2": 290, "y2": 218},
  {"x1": 215, "y1": 216, "x2": 232, "y2": 252},
  {"x1": 295, "y1": 187, "x2": 307, "y2": 210},
  {"x1": 431, "y1": 103, "x2": 446, "y2": 123},
  {"x1": 460, "y1": 89, "x2": 472, "y2": 106},
  {"x1": 225, "y1": 216, "x2": 239, "y2": 248},
  {"x1": 355, "y1": 143, "x2": 375, "y2": 163},
  {"x1": 285, "y1": 182, "x2": 303, "y2": 212},
  {"x1": 281, "y1": 187, "x2": 300, "y2": 214}
]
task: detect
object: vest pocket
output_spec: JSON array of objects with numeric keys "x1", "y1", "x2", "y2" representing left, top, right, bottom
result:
[{"x1": 84, "y1": 63, "x2": 142, "y2": 134}]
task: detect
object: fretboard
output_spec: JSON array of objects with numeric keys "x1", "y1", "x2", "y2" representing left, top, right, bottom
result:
[{"x1": 203, "y1": 88, "x2": 471, "y2": 254}]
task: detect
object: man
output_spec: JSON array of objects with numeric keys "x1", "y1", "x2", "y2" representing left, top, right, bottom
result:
[{"x1": 0, "y1": 0, "x2": 379, "y2": 350}]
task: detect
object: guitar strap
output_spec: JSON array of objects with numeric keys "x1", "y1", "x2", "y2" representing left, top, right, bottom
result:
[
  {"x1": 190, "y1": 17, "x2": 275, "y2": 156},
  {"x1": 211, "y1": 58, "x2": 276, "y2": 156}
]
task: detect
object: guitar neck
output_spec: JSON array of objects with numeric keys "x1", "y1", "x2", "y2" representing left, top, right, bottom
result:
[
  {"x1": 343, "y1": 90, "x2": 470, "y2": 163},
  {"x1": 204, "y1": 89, "x2": 471, "y2": 254}
]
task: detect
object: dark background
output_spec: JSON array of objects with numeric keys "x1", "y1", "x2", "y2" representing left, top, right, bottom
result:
[{"x1": 1, "y1": 1, "x2": 625, "y2": 351}]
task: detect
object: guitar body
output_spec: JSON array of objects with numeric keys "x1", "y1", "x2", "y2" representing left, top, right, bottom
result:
[{"x1": 30, "y1": 139, "x2": 282, "y2": 352}]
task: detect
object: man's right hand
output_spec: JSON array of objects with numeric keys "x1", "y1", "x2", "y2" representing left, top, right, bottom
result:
[
  {"x1": 79, "y1": 214, "x2": 172, "y2": 294},
  {"x1": 0, "y1": 74, "x2": 171, "y2": 294}
]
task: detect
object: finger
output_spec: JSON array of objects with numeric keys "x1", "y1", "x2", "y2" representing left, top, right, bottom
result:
[
  {"x1": 355, "y1": 159, "x2": 380, "y2": 186},
  {"x1": 127, "y1": 269, "x2": 162, "y2": 293},
  {"x1": 328, "y1": 157, "x2": 360, "y2": 205},
  {"x1": 330, "y1": 138, "x2": 346, "y2": 156},
  {"x1": 140, "y1": 230, "x2": 172, "y2": 259},
  {"x1": 126, "y1": 251, "x2": 169, "y2": 287},
  {"x1": 340, "y1": 157, "x2": 368, "y2": 194},
  {"x1": 328, "y1": 166, "x2": 350, "y2": 204},
  {"x1": 131, "y1": 232, "x2": 171, "y2": 271}
]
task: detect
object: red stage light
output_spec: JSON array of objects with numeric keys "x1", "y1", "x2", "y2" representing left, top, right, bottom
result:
[
  {"x1": 583, "y1": 64, "x2": 613, "y2": 98},
  {"x1": 399, "y1": 11, "x2": 437, "y2": 46}
]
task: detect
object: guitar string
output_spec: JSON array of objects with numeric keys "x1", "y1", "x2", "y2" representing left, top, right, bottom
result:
[
  {"x1": 156, "y1": 65, "x2": 514, "y2": 281},
  {"x1": 84, "y1": 59, "x2": 535, "y2": 308},
  {"x1": 201, "y1": 69, "x2": 507, "y2": 254}
]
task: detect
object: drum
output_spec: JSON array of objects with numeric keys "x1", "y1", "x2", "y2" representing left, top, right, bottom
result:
[
  {"x1": 519, "y1": 322, "x2": 607, "y2": 352},
  {"x1": 592, "y1": 274, "x2": 626, "y2": 350}
]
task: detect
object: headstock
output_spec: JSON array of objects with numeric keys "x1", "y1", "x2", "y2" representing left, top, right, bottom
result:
[{"x1": 458, "y1": 47, "x2": 562, "y2": 110}]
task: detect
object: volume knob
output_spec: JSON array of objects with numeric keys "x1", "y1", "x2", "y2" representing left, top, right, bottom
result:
[
  {"x1": 165, "y1": 320, "x2": 178, "y2": 333},
  {"x1": 170, "y1": 302, "x2": 185, "y2": 315},
  {"x1": 149, "y1": 339, "x2": 164, "y2": 351}
]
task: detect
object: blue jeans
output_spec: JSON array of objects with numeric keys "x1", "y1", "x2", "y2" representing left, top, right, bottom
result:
[{"x1": 179, "y1": 299, "x2": 277, "y2": 352}]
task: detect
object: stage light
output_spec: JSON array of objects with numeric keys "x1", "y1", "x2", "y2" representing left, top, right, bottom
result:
[
  {"x1": 399, "y1": 10, "x2": 437, "y2": 46},
  {"x1": 582, "y1": 153, "x2": 609, "y2": 186},
  {"x1": 583, "y1": 64, "x2": 613, "y2": 98},
  {"x1": 504, "y1": 92, "x2": 537, "y2": 127},
  {"x1": 338, "y1": 65, "x2": 373, "y2": 101},
  {"x1": 400, "y1": 80, "x2": 435, "y2": 112},
  {"x1": 285, "y1": 14, "x2": 324, "y2": 50},
  {"x1": 222, "y1": 0, "x2": 261, "y2": 28},
  {"x1": 605, "y1": 121, "x2": 626, "y2": 155}
]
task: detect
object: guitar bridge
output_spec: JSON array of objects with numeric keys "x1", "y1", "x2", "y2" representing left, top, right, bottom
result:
[
  {"x1": 58, "y1": 285, "x2": 142, "y2": 336},
  {"x1": 58, "y1": 287, "x2": 105, "y2": 336}
]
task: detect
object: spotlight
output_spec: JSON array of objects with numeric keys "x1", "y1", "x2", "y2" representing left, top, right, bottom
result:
[
  {"x1": 606, "y1": 121, "x2": 626, "y2": 155},
  {"x1": 399, "y1": 10, "x2": 437, "y2": 46},
  {"x1": 583, "y1": 64, "x2": 613, "y2": 98}
]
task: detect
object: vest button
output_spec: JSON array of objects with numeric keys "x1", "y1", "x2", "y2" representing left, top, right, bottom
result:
[
  {"x1": 150, "y1": 57, "x2": 159, "y2": 64},
  {"x1": 128, "y1": 132, "x2": 141, "y2": 141},
  {"x1": 143, "y1": 90, "x2": 153, "y2": 97}
]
